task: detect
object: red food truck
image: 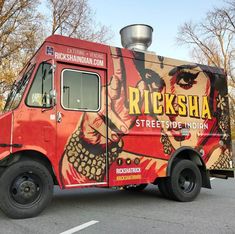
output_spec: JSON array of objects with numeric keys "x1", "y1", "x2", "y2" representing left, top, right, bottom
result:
[{"x1": 0, "y1": 24, "x2": 234, "y2": 218}]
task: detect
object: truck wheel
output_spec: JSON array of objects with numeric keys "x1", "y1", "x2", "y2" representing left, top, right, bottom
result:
[
  {"x1": 0, "y1": 159, "x2": 53, "y2": 219},
  {"x1": 158, "y1": 178, "x2": 173, "y2": 199},
  {"x1": 124, "y1": 184, "x2": 148, "y2": 191},
  {"x1": 168, "y1": 160, "x2": 202, "y2": 202}
]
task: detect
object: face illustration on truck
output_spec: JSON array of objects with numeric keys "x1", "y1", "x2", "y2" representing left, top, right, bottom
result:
[
  {"x1": 129, "y1": 64, "x2": 211, "y2": 147},
  {"x1": 0, "y1": 24, "x2": 233, "y2": 219},
  {"x1": 161, "y1": 66, "x2": 210, "y2": 146}
]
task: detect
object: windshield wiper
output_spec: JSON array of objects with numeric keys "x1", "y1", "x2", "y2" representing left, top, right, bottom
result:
[
  {"x1": 3, "y1": 80, "x2": 18, "y2": 112},
  {"x1": 4, "y1": 63, "x2": 34, "y2": 112}
]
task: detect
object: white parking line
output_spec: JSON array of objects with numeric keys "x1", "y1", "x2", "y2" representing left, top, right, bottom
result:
[
  {"x1": 60, "y1": 220, "x2": 99, "y2": 234},
  {"x1": 210, "y1": 177, "x2": 215, "y2": 181}
]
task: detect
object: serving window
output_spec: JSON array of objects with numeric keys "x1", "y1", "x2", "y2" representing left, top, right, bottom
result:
[{"x1": 61, "y1": 69, "x2": 100, "y2": 111}]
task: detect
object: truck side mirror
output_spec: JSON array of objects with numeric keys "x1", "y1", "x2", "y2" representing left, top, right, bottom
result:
[{"x1": 49, "y1": 89, "x2": 56, "y2": 106}]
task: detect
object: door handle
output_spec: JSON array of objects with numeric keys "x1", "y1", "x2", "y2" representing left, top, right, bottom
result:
[{"x1": 57, "y1": 111, "x2": 63, "y2": 123}]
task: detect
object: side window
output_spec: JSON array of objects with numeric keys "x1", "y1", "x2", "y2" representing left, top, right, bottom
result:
[
  {"x1": 26, "y1": 63, "x2": 52, "y2": 107},
  {"x1": 62, "y1": 69, "x2": 100, "y2": 111}
]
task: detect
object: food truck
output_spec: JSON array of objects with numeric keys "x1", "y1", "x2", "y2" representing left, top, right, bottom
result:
[{"x1": 0, "y1": 24, "x2": 234, "y2": 218}]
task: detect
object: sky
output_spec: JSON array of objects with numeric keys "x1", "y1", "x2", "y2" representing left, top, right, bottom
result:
[{"x1": 89, "y1": 0, "x2": 225, "y2": 62}]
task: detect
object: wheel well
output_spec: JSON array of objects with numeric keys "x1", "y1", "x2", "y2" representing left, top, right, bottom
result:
[
  {"x1": 167, "y1": 148, "x2": 211, "y2": 189},
  {"x1": 0, "y1": 150, "x2": 58, "y2": 185}
]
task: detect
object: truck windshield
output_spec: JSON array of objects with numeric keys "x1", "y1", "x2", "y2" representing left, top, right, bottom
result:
[{"x1": 3, "y1": 64, "x2": 35, "y2": 112}]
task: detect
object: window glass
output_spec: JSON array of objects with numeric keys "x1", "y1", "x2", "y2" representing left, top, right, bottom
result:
[
  {"x1": 4, "y1": 64, "x2": 35, "y2": 112},
  {"x1": 26, "y1": 63, "x2": 52, "y2": 107},
  {"x1": 62, "y1": 70, "x2": 100, "y2": 111}
]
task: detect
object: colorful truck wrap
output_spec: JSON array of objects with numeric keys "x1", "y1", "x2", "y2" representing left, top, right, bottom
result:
[{"x1": 0, "y1": 34, "x2": 234, "y2": 218}]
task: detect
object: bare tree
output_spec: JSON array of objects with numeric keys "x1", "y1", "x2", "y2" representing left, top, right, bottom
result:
[
  {"x1": 177, "y1": 0, "x2": 235, "y2": 127},
  {"x1": 0, "y1": 0, "x2": 42, "y2": 110},
  {"x1": 48, "y1": 0, "x2": 113, "y2": 43},
  {"x1": 218, "y1": 1, "x2": 235, "y2": 33},
  {"x1": 0, "y1": 0, "x2": 113, "y2": 111},
  {"x1": 0, "y1": 0, "x2": 41, "y2": 63}
]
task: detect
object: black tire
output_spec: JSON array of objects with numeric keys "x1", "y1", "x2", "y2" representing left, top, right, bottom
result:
[
  {"x1": 124, "y1": 184, "x2": 148, "y2": 191},
  {"x1": 158, "y1": 178, "x2": 173, "y2": 199},
  {"x1": 168, "y1": 160, "x2": 202, "y2": 202},
  {"x1": 0, "y1": 159, "x2": 53, "y2": 219}
]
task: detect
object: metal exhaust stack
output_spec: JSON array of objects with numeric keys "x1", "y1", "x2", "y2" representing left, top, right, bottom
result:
[{"x1": 120, "y1": 24, "x2": 153, "y2": 51}]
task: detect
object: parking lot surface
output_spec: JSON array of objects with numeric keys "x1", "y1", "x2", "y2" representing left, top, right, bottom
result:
[{"x1": 0, "y1": 177, "x2": 234, "y2": 234}]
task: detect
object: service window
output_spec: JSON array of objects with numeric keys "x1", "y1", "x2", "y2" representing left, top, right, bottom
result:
[
  {"x1": 61, "y1": 69, "x2": 100, "y2": 111},
  {"x1": 26, "y1": 63, "x2": 53, "y2": 108}
]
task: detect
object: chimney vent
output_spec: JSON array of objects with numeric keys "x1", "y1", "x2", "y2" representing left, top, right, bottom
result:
[{"x1": 120, "y1": 24, "x2": 153, "y2": 51}]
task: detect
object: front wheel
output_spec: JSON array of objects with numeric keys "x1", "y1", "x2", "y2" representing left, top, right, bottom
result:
[
  {"x1": 168, "y1": 160, "x2": 202, "y2": 202},
  {"x1": 0, "y1": 159, "x2": 53, "y2": 219}
]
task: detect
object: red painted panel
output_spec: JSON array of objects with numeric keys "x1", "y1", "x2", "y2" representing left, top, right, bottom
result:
[{"x1": 0, "y1": 112, "x2": 12, "y2": 160}]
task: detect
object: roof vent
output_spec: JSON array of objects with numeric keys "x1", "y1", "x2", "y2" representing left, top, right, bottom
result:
[{"x1": 120, "y1": 24, "x2": 153, "y2": 51}]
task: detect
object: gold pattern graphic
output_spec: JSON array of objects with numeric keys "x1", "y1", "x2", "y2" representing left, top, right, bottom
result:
[
  {"x1": 161, "y1": 134, "x2": 174, "y2": 155},
  {"x1": 210, "y1": 149, "x2": 232, "y2": 169},
  {"x1": 65, "y1": 129, "x2": 123, "y2": 181},
  {"x1": 217, "y1": 94, "x2": 230, "y2": 141}
]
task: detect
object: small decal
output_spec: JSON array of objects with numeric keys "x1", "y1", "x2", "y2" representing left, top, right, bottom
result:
[
  {"x1": 46, "y1": 46, "x2": 54, "y2": 56},
  {"x1": 126, "y1": 158, "x2": 131, "y2": 165},
  {"x1": 134, "y1": 158, "x2": 140, "y2": 165},
  {"x1": 117, "y1": 158, "x2": 123, "y2": 166}
]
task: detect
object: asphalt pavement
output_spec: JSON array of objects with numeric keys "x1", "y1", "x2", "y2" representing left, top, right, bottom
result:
[{"x1": 0, "y1": 178, "x2": 234, "y2": 234}]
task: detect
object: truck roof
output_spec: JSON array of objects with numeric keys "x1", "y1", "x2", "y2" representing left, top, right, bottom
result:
[
  {"x1": 45, "y1": 34, "x2": 109, "y2": 54},
  {"x1": 43, "y1": 34, "x2": 225, "y2": 76}
]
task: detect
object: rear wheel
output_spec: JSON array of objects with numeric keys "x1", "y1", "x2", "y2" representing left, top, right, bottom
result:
[
  {"x1": 0, "y1": 159, "x2": 53, "y2": 219},
  {"x1": 168, "y1": 160, "x2": 202, "y2": 202},
  {"x1": 124, "y1": 184, "x2": 148, "y2": 191}
]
